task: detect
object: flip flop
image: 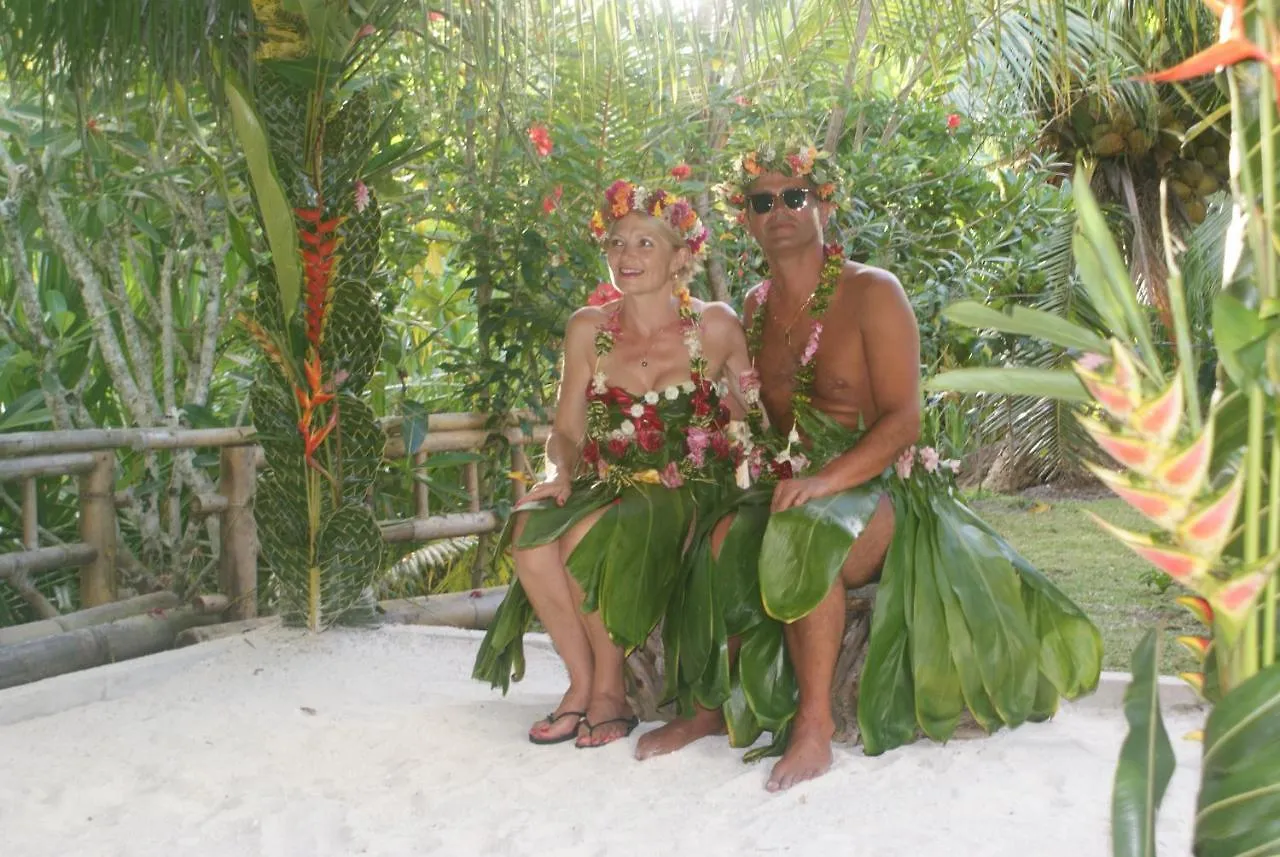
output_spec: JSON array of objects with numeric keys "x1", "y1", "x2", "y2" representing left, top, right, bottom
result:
[
  {"x1": 528, "y1": 710, "x2": 586, "y2": 745},
  {"x1": 575, "y1": 715, "x2": 640, "y2": 749}
]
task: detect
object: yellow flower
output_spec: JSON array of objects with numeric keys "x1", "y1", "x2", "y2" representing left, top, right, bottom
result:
[{"x1": 632, "y1": 469, "x2": 662, "y2": 484}]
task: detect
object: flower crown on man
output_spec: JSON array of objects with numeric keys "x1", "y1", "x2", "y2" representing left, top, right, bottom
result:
[
  {"x1": 588, "y1": 178, "x2": 710, "y2": 258},
  {"x1": 721, "y1": 141, "x2": 844, "y2": 214}
]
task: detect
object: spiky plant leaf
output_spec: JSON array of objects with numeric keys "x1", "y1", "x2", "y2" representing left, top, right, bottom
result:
[
  {"x1": 312, "y1": 503, "x2": 385, "y2": 627},
  {"x1": 332, "y1": 392, "x2": 383, "y2": 504},
  {"x1": 321, "y1": 278, "x2": 383, "y2": 392},
  {"x1": 250, "y1": 373, "x2": 305, "y2": 477}
]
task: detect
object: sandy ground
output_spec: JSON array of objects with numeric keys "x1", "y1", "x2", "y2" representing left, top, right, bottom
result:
[{"x1": 0, "y1": 625, "x2": 1205, "y2": 857}]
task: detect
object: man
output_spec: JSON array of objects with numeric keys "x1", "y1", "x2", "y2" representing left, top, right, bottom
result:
[{"x1": 637, "y1": 143, "x2": 1101, "y2": 793}]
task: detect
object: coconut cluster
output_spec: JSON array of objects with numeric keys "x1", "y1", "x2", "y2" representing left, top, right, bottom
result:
[{"x1": 1042, "y1": 99, "x2": 1229, "y2": 225}]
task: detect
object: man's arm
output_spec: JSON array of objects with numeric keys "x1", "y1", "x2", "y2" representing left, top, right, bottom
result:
[{"x1": 772, "y1": 268, "x2": 920, "y2": 511}]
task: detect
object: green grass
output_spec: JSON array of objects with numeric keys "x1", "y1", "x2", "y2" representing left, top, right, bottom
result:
[{"x1": 969, "y1": 493, "x2": 1198, "y2": 677}]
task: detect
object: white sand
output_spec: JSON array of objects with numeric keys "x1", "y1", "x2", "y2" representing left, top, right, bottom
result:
[{"x1": 0, "y1": 625, "x2": 1204, "y2": 857}]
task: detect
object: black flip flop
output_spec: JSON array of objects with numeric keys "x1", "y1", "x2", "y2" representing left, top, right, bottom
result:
[
  {"x1": 575, "y1": 715, "x2": 640, "y2": 749},
  {"x1": 528, "y1": 710, "x2": 586, "y2": 745}
]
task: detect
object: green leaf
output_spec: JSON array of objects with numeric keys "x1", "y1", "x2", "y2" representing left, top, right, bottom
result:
[
  {"x1": 926, "y1": 367, "x2": 1089, "y2": 402},
  {"x1": 224, "y1": 74, "x2": 302, "y2": 323},
  {"x1": 758, "y1": 486, "x2": 883, "y2": 622},
  {"x1": 1213, "y1": 292, "x2": 1271, "y2": 387},
  {"x1": 1111, "y1": 629, "x2": 1175, "y2": 857},
  {"x1": 472, "y1": 580, "x2": 535, "y2": 693},
  {"x1": 911, "y1": 511, "x2": 965, "y2": 740},
  {"x1": 401, "y1": 399, "x2": 431, "y2": 457},
  {"x1": 858, "y1": 506, "x2": 918, "y2": 756},
  {"x1": 179, "y1": 403, "x2": 224, "y2": 429},
  {"x1": 943, "y1": 299, "x2": 1109, "y2": 354},
  {"x1": 1194, "y1": 663, "x2": 1280, "y2": 857},
  {"x1": 738, "y1": 620, "x2": 797, "y2": 731}
]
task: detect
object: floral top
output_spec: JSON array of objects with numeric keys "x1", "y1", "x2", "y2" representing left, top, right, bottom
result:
[{"x1": 580, "y1": 289, "x2": 738, "y2": 489}]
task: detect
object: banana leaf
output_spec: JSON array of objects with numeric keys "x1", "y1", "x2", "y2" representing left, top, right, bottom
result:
[
  {"x1": 714, "y1": 498, "x2": 770, "y2": 637},
  {"x1": 912, "y1": 507, "x2": 966, "y2": 741},
  {"x1": 738, "y1": 620, "x2": 797, "y2": 732},
  {"x1": 471, "y1": 580, "x2": 534, "y2": 692},
  {"x1": 724, "y1": 668, "x2": 764, "y2": 748},
  {"x1": 858, "y1": 506, "x2": 918, "y2": 756},
  {"x1": 758, "y1": 485, "x2": 883, "y2": 622},
  {"x1": 513, "y1": 479, "x2": 614, "y2": 549},
  {"x1": 1111, "y1": 629, "x2": 1175, "y2": 857},
  {"x1": 1194, "y1": 662, "x2": 1280, "y2": 857}
]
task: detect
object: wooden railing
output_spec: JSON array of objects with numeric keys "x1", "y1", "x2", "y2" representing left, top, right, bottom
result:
[{"x1": 0, "y1": 413, "x2": 550, "y2": 627}]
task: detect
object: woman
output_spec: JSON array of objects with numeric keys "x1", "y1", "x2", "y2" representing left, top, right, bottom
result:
[{"x1": 473, "y1": 179, "x2": 753, "y2": 749}]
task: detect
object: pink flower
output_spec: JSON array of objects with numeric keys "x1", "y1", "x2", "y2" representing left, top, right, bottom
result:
[
  {"x1": 920, "y1": 446, "x2": 940, "y2": 474},
  {"x1": 428, "y1": 11, "x2": 445, "y2": 22},
  {"x1": 789, "y1": 453, "x2": 809, "y2": 474},
  {"x1": 670, "y1": 164, "x2": 692, "y2": 180},
  {"x1": 895, "y1": 446, "x2": 915, "y2": 479},
  {"x1": 1077, "y1": 351, "x2": 1109, "y2": 372},
  {"x1": 738, "y1": 368, "x2": 761, "y2": 396},
  {"x1": 800, "y1": 322, "x2": 823, "y2": 366},
  {"x1": 659, "y1": 461, "x2": 684, "y2": 488},
  {"x1": 596, "y1": 459, "x2": 609, "y2": 479},
  {"x1": 749, "y1": 446, "x2": 765, "y2": 480},
  {"x1": 947, "y1": 459, "x2": 962, "y2": 474},
  {"x1": 946, "y1": 113, "x2": 962, "y2": 130},
  {"x1": 528, "y1": 124, "x2": 553, "y2": 157},
  {"x1": 354, "y1": 180, "x2": 370, "y2": 213},
  {"x1": 587, "y1": 281, "x2": 622, "y2": 306},
  {"x1": 686, "y1": 426, "x2": 711, "y2": 467},
  {"x1": 734, "y1": 95, "x2": 752, "y2": 107},
  {"x1": 755, "y1": 280, "x2": 772, "y2": 305},
  {"x1": 356, "y1": 23, "x2": 376, "y2": 39}
]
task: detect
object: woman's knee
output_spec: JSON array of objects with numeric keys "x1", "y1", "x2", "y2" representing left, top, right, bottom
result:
[{"x1": 709, "y1": 513, "x2": 736, "y2": 562}]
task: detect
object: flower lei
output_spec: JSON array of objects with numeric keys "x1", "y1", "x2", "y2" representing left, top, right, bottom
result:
[
  {"x1": 585, "y1": 286, "x2": 733, "y2": 489},
  {"x1": 589, "y1": 180, "x2": 709, "y2": 257},
  {"x1": 738, "y1": 243, "x2": 844, "y2": 484},
  {"x1": 722, "y1": 142, "x2": 842, "y2": 212}
]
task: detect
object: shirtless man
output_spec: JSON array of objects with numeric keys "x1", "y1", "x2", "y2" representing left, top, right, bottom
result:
[{"x1": 636, "y1": 146, "x2": 922, "y2": 791}]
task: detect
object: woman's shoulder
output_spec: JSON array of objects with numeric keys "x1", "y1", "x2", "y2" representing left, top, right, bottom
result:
[
  {"x1": 690, "y1": 298, "x2": 743, "y2": 331},
  {"x1": 566, "y1": 303, "x2": 615, "y2": 335}
]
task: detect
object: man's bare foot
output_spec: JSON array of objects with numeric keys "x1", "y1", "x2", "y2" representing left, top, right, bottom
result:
[
  {"x1": 635, "y1": 708, "x2": 725, "y2": 760},
  {"x1": 765, "y1": 718, "x2": 834, "y2": 792},
  {"x1": 576, "y1": 694, "x2": 637, "y2": 748},
  {"x1": 528, "y1": 685, "x2": 590, "y2": 744}
]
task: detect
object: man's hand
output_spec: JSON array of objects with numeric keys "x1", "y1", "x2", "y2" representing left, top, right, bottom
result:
[
  {"x1": 770, "y1": 474, "x2": 834, "y2": 513},
  {"x1": 518, "y1": 477, "x2": 573, "y2": 507}
]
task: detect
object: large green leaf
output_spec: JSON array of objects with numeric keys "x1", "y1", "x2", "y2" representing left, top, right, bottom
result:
[
  {"x1": 858, "y1": 507, "x2": 918, "y2": 756},
  {"x1": 1111, "y1": 629, "x2": 1175, "y2": 857},
  {"x1": 943, "y1": 299, "x2": 1109, "y2": 354},
  {"x1": 724, "y1": 668, "x2": 764, "y2": 749},
  {"x1": 926, "y1": 367, "x2": 1089, "y2": 402},
  {"x1": 1194, "y1": 662, "x2": 1280, "y2": 857},
  {"x1": 332, "y1": 393, "x2": 382, "y2": 504},
  {"x1": 911, "y1": 511, "x2": 965, "y2": 741},
  {"x1": 513, "y1": 480, "x2": 613, "y2": 548},
  {"x1": 738, "y1": 620, "x2": 797, "y2": 731},
  {"x1": 472, "y1": 581, "x2": 535, "y2": 693},
  {"x1": 225, "y1": 74, "x2": 302, "y2": 323},
  {"x1": 1213, "y1": 292, "x2": 1272, "y2": 387},
  {"x1": 758, "y1": 487, "x2": 883, "y2": 622},
  {"x1": 321, "y1": 279, "x2": 384, "y2": 393},
  {"x1": 712, "y1": 501, "x2": 769, "y2": 637}
]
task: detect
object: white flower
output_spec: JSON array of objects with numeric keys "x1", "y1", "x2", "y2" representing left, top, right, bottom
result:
[
  {"x1": 644, "y1": 391, "x2": 659, "y2": 405},
  {"x1": 629, "y1": 404, "x2": 644, "y2": 418},
  {"x1": 681, "y1": 381, "x2": 696, "y2": 393},
  {"x1": 946, "y1": 459, "x2": 961, "y2": 474},
  {"x1": 727, "y1": 419, "x2": 751, "y2": 444},
  {"x1": 790, "y1": 453, "x2": 809, "y2": 473},
  {"x1": 745, "y1": 388, "x2": 760, "y2": 405},
  {"x1": 735, "y1": 458, "x2": 753, "y2": 489},
  {"x1": 592, "y1": 372, "x2": 608, "y2": 395},
  {"x1": 716, "y1": 380, "x2": 729, "y2": 397},
  {"x1": 664, "y1": 385, "x2": 680, "y2": 400},
  {"x1": 620, "y1": 420, "x2": 636, "y2": 435},
  {"x1": 787, "y1": 426, "x2": 801, "y2": 445}
]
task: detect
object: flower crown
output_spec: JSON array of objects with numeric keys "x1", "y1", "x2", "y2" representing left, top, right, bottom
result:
[
  {"x1": 722, "y1": 143, "x2": 842, "y2": 209},
  {"x1": 589, "y1": 180, "x2": 709, "y2": 257}
]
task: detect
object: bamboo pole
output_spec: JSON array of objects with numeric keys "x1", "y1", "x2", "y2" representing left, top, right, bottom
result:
[
  {"x1": 380, "y1": 411, "x2": 551, "y2": 434},
  {"x1": 378, "y1": 587, "x2": 508, "y2": 629},
  {"x1": 383, "y1": 425, "x2": 551, "y2": 459},
  {"x1": 191, "y1": 593, "x2": 230, "y2": 615},
  {"x1": 413, "y1": 450, "x2": 430, "y2": 518},
  {"x1": 465, "y1": 462, "x2": 481, "y2": 514},
  {"x1": 0, "y1": 452, "x2": 97, "y2": 483},
  {"x1": 217, "y1": 445, "x2": 258, "y2": 621},
  {"x1": 0, "y1": 426, "x2": 258, "y2": 458},
  {"x1": 174, "y1": 616, "x2": 281, "y2": 648},
  {"x1": 380, "y1": 512, "x2": 500, "y2": 543},
  {"x1": 191, "y1": 493, "x2": 229, "y2": 515},
  {"x1": 0, "y1": 543, "x2": 97, "y2": 579},
  {"x1": 78, "y1": 451, "x2": 117, "y2": 607},
  {"x1": 22, "y1": 477, "x2": 37, "y2": 549},
  {"x1": 0, "y1": 591, "x2": 180, "y2": 646},
  {"x1": 511, "y1": 447, "x2": 530, "y2": 502}
]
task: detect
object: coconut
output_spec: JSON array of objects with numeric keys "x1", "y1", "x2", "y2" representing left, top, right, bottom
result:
[
  {"x1": 1197, "y1": 146, "x2": 1219, "y2": 167},
  {"x1": 1197, "y1": 174, "x2": 1221, "y2": 196},
  {"x1": 1170, "y1": 179, "x2": 1194, "y2": 202},
  {"x1": 1126, "y1": 130, "x2": 1153, "y2": 154},
  {"x1": 1176, "y1": 159, "x2": 1206, "y2": 184},
  {"x1": 1185, "y1": 200, "x2": 1207, "y2": 224},
  {"x1": 1089, "y1": 123, "x2": 1115, "y2": 143},
  {"x1": 1092, "y1": 132, "x2": 1126, "y2": 157},
  {"x1": 1112, "y1": 112, "x2": 1136, "y2": 134}
]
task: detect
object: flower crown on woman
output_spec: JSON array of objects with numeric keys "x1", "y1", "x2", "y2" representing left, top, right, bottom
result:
[
  {"x1": 589, "y1": 179, "x2": 710, "y2": 257},
  {"x1": 721, "y1": 141, "x2": 843, "y2": 210}
]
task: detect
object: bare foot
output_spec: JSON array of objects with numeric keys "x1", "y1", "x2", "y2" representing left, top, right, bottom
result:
[
  {"x1": 765, "y1": 719, "x2": 834, "y2": 792},
  {"x1": 635, "y1": 708, "x2": 725, "y2": 760},
  {"x1": 576, "y1": 694, "x2": 637, "y2": 748},
  {"x1": 528, "y1": 685, "x2": 590, "y2": 743}
]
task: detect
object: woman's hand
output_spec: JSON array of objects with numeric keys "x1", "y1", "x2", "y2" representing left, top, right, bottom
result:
[{"x1": 517, "y1": 476, "x2": 573, "y2": 507}]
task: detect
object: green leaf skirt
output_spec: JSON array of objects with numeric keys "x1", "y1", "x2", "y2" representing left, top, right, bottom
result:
[
  {"x1": 472, "y1": 476, "x2": 724, "y2": 693},
  {"x1": 672, "y1": 477, "x2": 1105, "y2": 759}
]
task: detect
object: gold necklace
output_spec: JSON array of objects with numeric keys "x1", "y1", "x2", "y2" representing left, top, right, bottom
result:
[
  {"x1": 622, "y1": 315, "x2": 683, "y2": 368},
  {"x1": 777, "y1": 290, "x2": 819, "y2": 347}
]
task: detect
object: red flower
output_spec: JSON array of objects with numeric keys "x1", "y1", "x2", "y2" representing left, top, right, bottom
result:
[
  {"x1": 710, "y1": 431, "x2": 731, "y2": 459},
  {"x1": 587, "y1": 281, "x2": 622, "y2": 306},
  {"x1": 356, "y1": 23, "x2": 376, "y2": 40},
  {"x1": 733, "y1": 95, "x2": 752, "y2": 107},
  {"x1": 528, "y1": 123, "x2": 553, "y2": 157},
  {"x1": 670, "y1": 164, "x2": 692, "y2": 180},
  {"x1": 946, "y1": 113, "x2": 962, "y2": 130},
  {"x1": 607, "y1": 437, "x2": 630, "y2": 458},
  {"x1": 610, "y1": 388, "x2": 633, "y2": 406},
  {"x1": 637, "y1": 428, "x2": 664, "y2": 453},
  {"x1": 582, "y1": 440, "x2": 600, "y2": 464},
  {"x1": 541, "y1": 184, "x2": 563, "y2": 213},
  {"x1": 428, "y1": 11, "x2": 445, "y2": 22}
]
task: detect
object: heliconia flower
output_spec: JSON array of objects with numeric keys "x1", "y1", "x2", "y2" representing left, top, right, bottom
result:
[
  {"x1": 1077, "y1": 369, "x2": 1139, "y2": 420},
  {"x1": 1084, "y1": 462, "x2": 1189, "y2": 529},
  {"x1": 1176, "y1": 469, "x2": 1244, "y2": 558},
  {"x1": 920, "y1": 446, "x2": 940, "y2": 473},
  {"x1": 1175, "y1": 635, "x2": 1212, "y2": 661},
  {"x1": 1076, "y1": 351, "x2": 1109, "y2": 372},
  {"x1": 1175, "y1": 594, "x2": 1215, "y2": 626},
  {"x1": 1155, "y1": 420, "x2": 1214, "y2": 499},
  {"x1": 1179, "y1": 671, "x2": 1206, "y2": 697},
  {"x1": 1212, "y1": 566, "x2": 1276, "y2": 624},
  {"x1": 1110, "y1": 341, "x2": 1143, "y2": 401},
  {"x1": 659, "y1": 461, "x2": 684, "y2": 488},
  {"x1": 1077, "y1": 414, "x2": 1161, "y2": 477},
  {"x1": 1131, "y1": 375, "x2": 1183, "y2": 447},
  {"x1": 1087, "y1": 513, "x2": 1211, "y2": 584},
  {"x1": 354, "y1": 180, "x2": 370, "y2": 213},
  {"x1": 670, "y1": 164, "x2": 692, "y2": 180},
  {"x1": 896, "y1": 446, "x2": 915, "y2": 479}
]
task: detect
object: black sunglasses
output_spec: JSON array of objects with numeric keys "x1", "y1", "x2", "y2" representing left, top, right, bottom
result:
[{"x1": 746, "y1": 187, "x2": 814, "y2": 214}]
